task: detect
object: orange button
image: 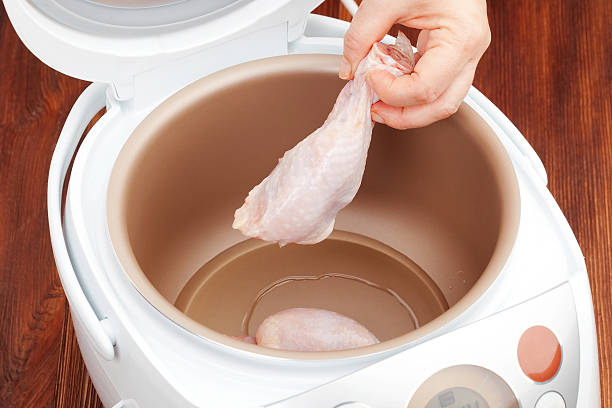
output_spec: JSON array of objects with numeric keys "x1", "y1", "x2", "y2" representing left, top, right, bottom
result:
[{"x1": 517, "y1": 326, "x2": 562, "y2": 382}]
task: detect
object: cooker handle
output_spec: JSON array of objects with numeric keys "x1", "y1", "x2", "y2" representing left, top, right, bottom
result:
[{"x1": 48, "y1": 82, "x2": 116, "y2": 361}]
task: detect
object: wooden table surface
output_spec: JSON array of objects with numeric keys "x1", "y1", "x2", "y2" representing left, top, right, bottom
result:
[{"x1": 1, "y1": 1, "x2": 610, "y2": 407}]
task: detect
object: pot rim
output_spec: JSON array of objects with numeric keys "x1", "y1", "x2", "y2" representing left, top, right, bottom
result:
[{"x1": 107, "y1": 53, "x2": 521, "y2": 360}]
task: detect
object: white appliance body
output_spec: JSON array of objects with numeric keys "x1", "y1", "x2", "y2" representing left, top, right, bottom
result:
[{"x1": 3, "y1": 1, "x2": 600, "y2": 406}]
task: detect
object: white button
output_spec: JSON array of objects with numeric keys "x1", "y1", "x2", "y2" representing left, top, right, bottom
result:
[
  {"x1": 535, "y1": 392, "x2": 566, "y2": 408},
  {"x1": 335, "y1": 403, "x2": 371, "y2": 408}
]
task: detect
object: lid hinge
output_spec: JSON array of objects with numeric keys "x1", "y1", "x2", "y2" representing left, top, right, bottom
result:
[
  {"x1": 111, "y1": 77, "x2": 135, "y2": 102},
  {"x1": 108, "y1": 23, "x2": 289, "y2": 109},
  {"x1": 288, "y1": 14, "x2": 309, "y2": 42}
]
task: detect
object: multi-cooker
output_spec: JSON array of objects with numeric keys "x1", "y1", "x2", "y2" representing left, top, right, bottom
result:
[{"x1": 4, "y1": 0, "x2": 600, "y2": 407}]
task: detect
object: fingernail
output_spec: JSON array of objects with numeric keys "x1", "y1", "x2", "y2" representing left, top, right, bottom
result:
[
  {"x1": 339, "y1": 57, "x2": 351, "y2": 80},
  {"x1": 371, "y1": 111, "x2": 384, "y2": 123}
]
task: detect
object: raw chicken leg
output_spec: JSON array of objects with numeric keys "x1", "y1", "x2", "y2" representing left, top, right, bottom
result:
[
  {"x1": 233, "y1": 33, "x2": 415, "y2": 245},
  {"x1": 255, "y1": 308, "x2": 379, "y2": 351}
]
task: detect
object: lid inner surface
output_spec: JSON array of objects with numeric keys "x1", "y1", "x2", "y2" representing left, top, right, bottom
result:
[{"x1": 31, "y1": 0, "x2": 247, "y2": 28}]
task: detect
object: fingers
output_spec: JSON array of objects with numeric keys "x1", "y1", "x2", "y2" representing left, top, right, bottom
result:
[
  {"x1": 340, "y1": 0, "x2": 398, "y2": 80},
  {"x1": 370, "y1": 62, "x2": 476, "y2": 129},
  {"x1": 342, "y1": 0, "x2": 491, "y2": 130},
  {"x1": 367, "y1": 40, "x2": 466, "y2": 107}
]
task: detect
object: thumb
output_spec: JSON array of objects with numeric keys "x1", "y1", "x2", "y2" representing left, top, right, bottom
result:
[
  {"x1": 340, "y1": 0, "x2": 398, "y2": 80},
  {"x1": 366, "y1": 70, "x2": 396, "y2": 101}
]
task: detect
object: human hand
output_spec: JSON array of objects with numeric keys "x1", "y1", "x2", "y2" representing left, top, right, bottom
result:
[{"x1": 340, "y1": 0, "x2": 491, "y2": 129}]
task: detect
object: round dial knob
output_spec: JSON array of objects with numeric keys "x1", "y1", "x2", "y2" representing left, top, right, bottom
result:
[{"x1": 408, "y1": 365, "x2": 518, "y2": 408}]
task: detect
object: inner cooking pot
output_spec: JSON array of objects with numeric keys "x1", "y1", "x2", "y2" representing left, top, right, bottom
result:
[{"x1": 107, "y1": 54, "x2": 520, "y2": 358}]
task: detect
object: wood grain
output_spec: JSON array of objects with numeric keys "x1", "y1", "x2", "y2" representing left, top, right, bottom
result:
[
  {"x1": 0, "y1": 4, "x2": 97, "y2": 407},
  {"x1": 475, "y1": 2, "x2": 612, "y2": 403},
  {"x1": 1, "y1": 1, "x2": 610, "y2": 406}
]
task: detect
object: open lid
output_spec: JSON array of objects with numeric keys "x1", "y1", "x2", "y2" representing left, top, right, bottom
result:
[{"x1": 4, "y1": 0, "x2": 323, "y2": 85}]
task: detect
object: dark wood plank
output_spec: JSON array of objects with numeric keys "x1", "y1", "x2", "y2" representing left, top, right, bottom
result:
[
  {"x1": 475, "y1": 0, "x2": 612, "y2": 401},
  {"x1": 0, "y1": 4, "x2": 92, "y2": 408},
  {"x1": 314, "y1": 0, "x2": 355, "y2": 21},
  {"x1": 0, "y1": 2, "x2": 609, "y2": 407}
]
